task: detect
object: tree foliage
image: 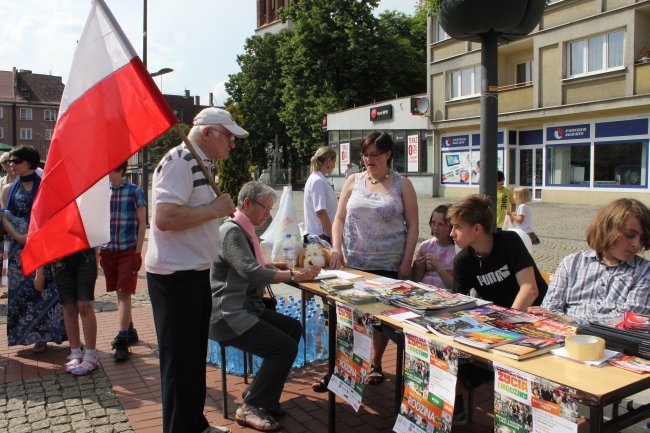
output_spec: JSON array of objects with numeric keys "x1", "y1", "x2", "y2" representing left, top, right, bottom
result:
[
  {"x1": 216, "y1": 102, "x2": 253, "y2": 198},
  {"x1": 148, "y1": 123, "x2": 190, "y2": 166},
  {"x1": 226, "y1": 0, "x2": 426, "y2": 173}
]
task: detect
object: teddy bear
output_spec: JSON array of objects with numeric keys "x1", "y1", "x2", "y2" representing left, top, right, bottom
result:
[{"x1": 297, "y1": 242, "x2": 330, "y2": 268}]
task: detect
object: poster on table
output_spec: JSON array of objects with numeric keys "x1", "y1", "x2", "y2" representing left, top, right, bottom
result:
[
  {"x1": 393, "y1": 330, "x2": 459, "y2": 433},
  {"x1": 327, "y1": 302, "x2": 374, "y2": 411},
  {"x1": 407, "y1": 135, "x2": 419, "y2": 172},
  {"x1": 340, "y1": 142, "x2": 350, "y2": 169},
  {"x1": 494, "y1": 362, "x2": 578, "y2": 433}
]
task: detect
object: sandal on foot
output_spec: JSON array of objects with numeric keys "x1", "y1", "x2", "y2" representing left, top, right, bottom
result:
[
  {"x1": 365, "y1": 364, "x2": 384, "y2": 385},
  {"x1": 235, "y1": 405, "x2": 281, "y2": 432},
  {"x1": 32, "y1": 342, "x2": 48, "y2": 354},
  {"x1": 70, "y1": 354, "x2": 100, "y2": 376},
  {"x1": 312, "y1": 374, "x2": 330, "y2": 393},
  {"x1": 64, "y1": 353, "x2": 83, "y2": 373}
]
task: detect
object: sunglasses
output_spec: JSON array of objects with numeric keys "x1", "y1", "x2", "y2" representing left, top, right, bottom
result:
[{"x1": 9, "y1": 158, "x2": 24, "y2": 165}]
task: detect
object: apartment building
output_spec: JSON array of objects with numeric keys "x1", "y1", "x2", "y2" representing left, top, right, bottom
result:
[
  {"x1": 255, "y1": 0, "x2": 292, "y2": 36},
  {"x1": 428, "y1": 0, "x2": 650, "y2": 204},
  {"x1": 0, "y1": 68, "x2": 64, "y2": 159}
]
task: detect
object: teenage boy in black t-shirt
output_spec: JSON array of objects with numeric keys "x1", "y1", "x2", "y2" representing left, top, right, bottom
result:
[
  {"x1": 446, "y1": 194, "x2": 547, "y2": 424},
  {"x1": 449, "y1": 194, "x2": 547, "y2": 309}
]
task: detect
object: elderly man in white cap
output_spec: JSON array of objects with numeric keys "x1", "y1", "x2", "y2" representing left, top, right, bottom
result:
[{"x1": 145, "y1": 107, "x2": 248, "y2": 433}]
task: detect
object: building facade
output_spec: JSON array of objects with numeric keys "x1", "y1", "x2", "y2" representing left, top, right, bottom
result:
[
  {"x1": 255, "y1": 0, "x2": 292, "y2": 36},
  {"x1": 0, "y1": 68, "x2": 64, "y2": 159},
  {"x1": 428, "y1": 0, "x2": 650, "y2": 204}
]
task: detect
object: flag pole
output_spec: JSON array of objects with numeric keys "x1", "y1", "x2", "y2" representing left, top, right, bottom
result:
[{"x1": 173, "y1": 124, "x2": 222, "y2": 196}]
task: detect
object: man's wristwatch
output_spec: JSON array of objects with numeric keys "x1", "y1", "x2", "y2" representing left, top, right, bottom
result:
[{"x1": 289, "y1": 269, "x2": 295, "y2": 282}]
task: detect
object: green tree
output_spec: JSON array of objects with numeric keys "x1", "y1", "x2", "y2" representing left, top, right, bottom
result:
[
  {"x1": 216, "y1": 102, "x2": 253, "y2": 198},
  {"x1": 148, "y1": 123, "x2": 189, "y2": 166},
  {"x1": 226, "y1": 32, "x2": 290, "y2": 177}
]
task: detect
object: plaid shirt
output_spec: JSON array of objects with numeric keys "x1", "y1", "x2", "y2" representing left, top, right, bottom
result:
[
  {"x1": 541, "y1": 250, "x2": 650, "y2": 326},
  {"x1": 101, "y1": 179, "x2": 146, "y2": 252}
]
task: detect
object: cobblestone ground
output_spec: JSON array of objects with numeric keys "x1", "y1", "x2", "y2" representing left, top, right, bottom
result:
[{"x1": 0, "y1": 371, "x2": 133, "y2": 433}]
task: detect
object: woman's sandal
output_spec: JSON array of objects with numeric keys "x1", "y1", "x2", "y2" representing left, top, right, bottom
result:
[
  {"x1": 312, "y1": 373, "x2": 331, "y2": 393},
  {"x1": 32, "y1": 342, "x2": 48, "y2": 354},
  {"x1": 64, "y1": 353, "x2": 83, "y2": 373},
  {"x1": 366, "y1": 364, "x2": 384, "y2": 385},
  {"x1": 235, "y1": 405, "x2": 281, "y2": 432}
]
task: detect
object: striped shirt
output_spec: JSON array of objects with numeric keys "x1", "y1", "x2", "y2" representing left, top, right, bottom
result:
[
  {"x1": 145, "y1": 143, "x2": 221, "y2": 274},
  {"x1": 101, "y1": 180, "x2": 146, "y2": 251},
  {"x1": 542, "y1": 250, "x2": 650, "y2": 326}
]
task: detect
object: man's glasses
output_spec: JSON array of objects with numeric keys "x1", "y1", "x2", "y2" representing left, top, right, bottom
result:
[
  {"x1": 211, "y1": 127, "x2": 236, "y2": 143},
  {"x1": 251, "y1": 199, "x2": 273, "y2": 213},
  {"x1": 9, "y1": 158, "x2": 24, "y2": 165}
]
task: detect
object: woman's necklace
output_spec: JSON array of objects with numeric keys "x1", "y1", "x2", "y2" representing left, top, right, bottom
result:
[{"x1": 368, "y1": 171, "x2": 390, "y2": 184}]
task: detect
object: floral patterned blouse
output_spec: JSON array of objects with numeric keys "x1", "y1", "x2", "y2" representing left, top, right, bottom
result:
[{"x1": 343, "y1": 171, "x2": 406, "y2": 272}]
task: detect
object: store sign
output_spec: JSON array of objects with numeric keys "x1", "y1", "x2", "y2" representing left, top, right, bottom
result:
[
  {"x1": 407, "y1": 135, "x2": 419, "y2": 172},
  {"x1": 441, "y1": 135, "x2": 469, "y2": 148},
  {"x1": 546, "y1": 124, "x2": 590, "y2": 141},
  {"x1": 369, "y1": 104, "x2": 393, "y2": 121},
  {"x1": 340, "y1": 142, "x2": 350, "y2": 168}
]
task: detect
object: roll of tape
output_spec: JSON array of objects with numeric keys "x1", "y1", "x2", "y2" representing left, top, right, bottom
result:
[{"x1": 565, "y1": 335, "x2": 605, "y2": 361}]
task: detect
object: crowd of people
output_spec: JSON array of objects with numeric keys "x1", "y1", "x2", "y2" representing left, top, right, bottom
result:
[{"x1": 2, "y1": 106, "x2": 649, "y2": 433}]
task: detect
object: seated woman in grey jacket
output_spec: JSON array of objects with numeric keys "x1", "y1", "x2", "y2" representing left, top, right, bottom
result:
[{"x1": 210, "y1": 181, "x2": 320, "y2": 432}]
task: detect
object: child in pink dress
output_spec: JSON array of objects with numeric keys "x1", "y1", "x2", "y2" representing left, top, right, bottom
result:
[{"x1": 412, "y1": 204, "x2": 456, "y2": 290}]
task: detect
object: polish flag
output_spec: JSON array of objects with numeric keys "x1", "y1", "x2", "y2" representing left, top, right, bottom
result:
[{"x1": 21, "y1": 0, "x2": 176, "y2": 275}]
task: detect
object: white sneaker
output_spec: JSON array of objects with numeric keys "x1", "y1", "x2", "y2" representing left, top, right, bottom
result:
[{"x1": 202, "y1": 426, "x2": 231, "y2": 433}]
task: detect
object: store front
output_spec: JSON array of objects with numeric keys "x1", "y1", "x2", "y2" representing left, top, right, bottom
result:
[{"x1": 326, "y1": 95, "x2": 434, "y2": 196}]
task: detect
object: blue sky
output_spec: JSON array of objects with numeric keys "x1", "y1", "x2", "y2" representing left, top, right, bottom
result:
[{"x1": 0, "y1": 0, "x2": 420, "y2": 105}]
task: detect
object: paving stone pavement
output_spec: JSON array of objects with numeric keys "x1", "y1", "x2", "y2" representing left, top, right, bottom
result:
[{"x1": 0, "y1": 370, "x2": 133, "y2": 433}]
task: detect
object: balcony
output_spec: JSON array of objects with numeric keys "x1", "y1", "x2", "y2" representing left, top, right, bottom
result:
[
  {"x1": 497, "y1": 82, "x2": 534, "y2": 113},
  {"x1": 635, "y1": 61, "x2": 650, "y2": 94}
]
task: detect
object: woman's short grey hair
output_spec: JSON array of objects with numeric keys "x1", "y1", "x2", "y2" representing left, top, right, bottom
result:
[{"x1": 237, "y1": 181, "x2": 276, "y2": 208}]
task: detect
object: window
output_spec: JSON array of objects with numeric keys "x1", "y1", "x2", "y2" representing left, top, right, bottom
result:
[
  {"x1": 20, "y1": 128, "x2": 33, "y2": 140},
  {"x1": 19, "y1": 107, "x2": 32, "y2": 120},
  {"x1": 44, "y1": 109, "x2": 56, "y2": 122},
  {"x1": 437, "y1": 22, "x2": 449, "y2": 42},
  {"x1": 172, "y1": 108, "x2": 183, "y2": 121},
  {"x1": 0, "y1": 127, "x2": 3, "y2": 140},
  {"x1": 594, "y1": 141, "x2": 647, "y2": 187},
  {"x1": 516, "y1": 61, "x2": 532, "y2": 84},
  {"x1": 450, "y1": 66, "x2": 481, "y2": 99},
  {"x1": 546, "y1": 144, "x2": 590, "y2": 185},
  {"x1": 567, "y1": 30, "x2": 624, "y2": 77},
  {"x1": 44, "y1": 129, "x2": 53, "y2": 140},
  {"x1": 0, "y1": 106, "x2": 4, "y2": 119}
]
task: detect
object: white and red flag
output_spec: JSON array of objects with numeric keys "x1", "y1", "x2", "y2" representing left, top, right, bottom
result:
[{"x1": 21, "y1": 0, "x2": 176, "y2": 275}]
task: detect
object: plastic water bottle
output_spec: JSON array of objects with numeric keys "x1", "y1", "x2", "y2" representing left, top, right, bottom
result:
[
  {"x1": 252, "y1": 355, "x2": 263, "y2": 375},
  {"x1": 305, "y1": 313, "x2": 316, "y2": 363},
  {"x1": 282, "y1": 233, "x2": 296, "y2": 270},
  {"x1": 226, "y1": 347, "x2": 245, "y2": 376},
  {"x1": 207, "y1": 340, "x2": 221, "y2": 367},
  {"x1": 316, "y1": 312, "x2": 329, "y2": 361},
  {"x1": 292, "y1": 309, "x2": 305, "y2": 368}
]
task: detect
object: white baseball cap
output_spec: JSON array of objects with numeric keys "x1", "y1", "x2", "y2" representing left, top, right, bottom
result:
[{"x1": 193, "y1": 107, "x2": 249, "y2": 138}]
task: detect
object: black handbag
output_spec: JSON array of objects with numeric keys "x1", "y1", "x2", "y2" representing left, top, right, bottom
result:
[{"x1": 262, "y1": 284, "x2": 278, "y2": 310}]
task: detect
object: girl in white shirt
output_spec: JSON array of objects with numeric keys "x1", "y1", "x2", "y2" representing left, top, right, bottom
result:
[
  {"x1": 303, "y1": 146, "x2": 337, "y2": 244},
  {"x1": 508, "y1": 186, "x2": 540, "y2": 245}
]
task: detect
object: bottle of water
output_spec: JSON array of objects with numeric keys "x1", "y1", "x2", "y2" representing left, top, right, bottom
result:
[
  {"x1": 282, "y1": 232, "x2": 296, "y2": 270},
  {"x1": 252, "y1": 354, "x2": 263, "y2": 375},
  {"x1": 207, "y1": 340, "x2": 222, "y2": 367},
  {"x1": 316, "y1": 312, "x2": 329, "y2": 361},
  {"x1": 305, "y1": 312, "x2": 316, "y2": 363},
  {"x1": 292, "y1": 309, "x2": 305, "y2": 369},
  {"x1": 226, "y1": 347, "x2": 245, "y2": 376}
]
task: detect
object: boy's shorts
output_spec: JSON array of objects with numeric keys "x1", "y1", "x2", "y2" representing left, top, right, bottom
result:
[
  {"x1": 99, "y1": 248, "x2": 141, "y2": 294},
  {"x1": 54, "y1": 249, "x2": 97, "y2": 305}
]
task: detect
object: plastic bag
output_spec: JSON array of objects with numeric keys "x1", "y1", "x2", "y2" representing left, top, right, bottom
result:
[
  {"x1": 260, "y1": 186, "x2": 302, "y2": 263},
  {"x1": 502, "y1": 214, "x2": 514, "y2": 230}
]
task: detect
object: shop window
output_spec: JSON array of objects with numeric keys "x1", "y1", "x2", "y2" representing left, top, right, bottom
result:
[
  {"x1": 450, "y1": 66, "x2": 481, "y2": 99},
  {"x1": 350, "y1": 130, "x2": 362, "y2": 168},
  {"x1": 516, "y1": 61, "x2": 532, "y2": 85},
  {"x1": 594, "y1": 141, "x2": 647, "y2": 187},
  {"x1": 0, "y1": 106, "x2": 3, "y2": 119},
  {"x1": 0, "y1": 127, "x2": 3, "y2": 140},
  {"x1": 546, "y1": 144, "x2": 590, "y2": 185},
  {"x1": 567, "y1": 30, "x2": 624, "y2": 77},
  {"x1": 328, "y1": 130, "x2": 339, "y2": 146},
  {"x1": 20, "y1": 108, "x2": 32, "y2": 120},
  {"x1": 20, "y1": 128, "x2": 33, "y2": 140},
  {"x1": 392, "y1": 131, "x2": 406, "y2": 174},
  {"x1": 45, "y1": 129, "x2": 53, "y2": 140}
]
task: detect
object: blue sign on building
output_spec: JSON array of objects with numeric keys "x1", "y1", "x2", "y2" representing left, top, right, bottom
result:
[{"x1": 546, "y1": 124, "x2": 590, "y2": 141}]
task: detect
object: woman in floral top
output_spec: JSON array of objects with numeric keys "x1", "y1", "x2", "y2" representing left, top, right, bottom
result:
[{"x1": 329, "y1": 131, "x2": 418, "y2": 385}]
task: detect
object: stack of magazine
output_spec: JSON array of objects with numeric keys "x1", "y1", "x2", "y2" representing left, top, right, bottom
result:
[{"x1": 403, "y1": 304, "x2": 566, "y2": 359}]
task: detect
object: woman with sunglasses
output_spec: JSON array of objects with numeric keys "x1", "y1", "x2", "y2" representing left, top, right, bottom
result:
[
  {"x1": 1, "y1": 146, "x2": 65, "y2": 353},
  {"x1": 329, "y1": 131, "x2": 419, "y2": 386},
  {"x1": 0, "y1": 152, "x2": 17, "y2": 299}
]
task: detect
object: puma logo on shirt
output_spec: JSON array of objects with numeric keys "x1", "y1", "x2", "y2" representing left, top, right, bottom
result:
[{"x1": 476, "y1": 265, "x2": 511, "y2": 286}]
